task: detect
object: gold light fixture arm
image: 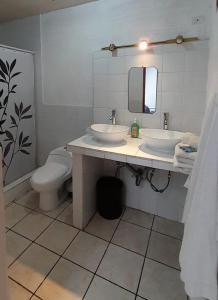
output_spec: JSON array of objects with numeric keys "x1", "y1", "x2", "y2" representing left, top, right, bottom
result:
[{"x1": 102, "y1": 35, "x2": 199, "y2": 52}]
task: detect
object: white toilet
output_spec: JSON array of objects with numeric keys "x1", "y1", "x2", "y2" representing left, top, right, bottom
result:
[{"x1": 31, "y1": 147, "x2": 72, "y2": 211}]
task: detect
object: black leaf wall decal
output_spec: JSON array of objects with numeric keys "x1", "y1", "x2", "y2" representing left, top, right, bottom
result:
[
  {"x1": 0, "y1": 71, "x2": 6, "y2": 80},
  {"x1": 21, "y1": 105, "x2": 31, "y2": 115},
  {"x1": 0, "y1": 58, "x2": 33, "y2": 184},
  {"x1": 6, "y1": 61, "x2": 10, "y2": 72},
  {"x1": 10, "y1": 59, "x2": 16, "y2": 73},
  {"x1": 15, "y1": 103, "x2": 19, "y2": 117},
  {"x1": 5, "y1": 130, "x2": 14, "y2": 141},
  {"x1": 21, "y1": 115, "x2": 32, "y2": 120},
  {"x1": 4, "y1": 142, "x2": 12, "y2": 158},
  {"x1": 0, "y1": 59, "x2": 8, "y2": 75},
  {"x1": 11, "y1": 72, "x2": 21, "y2": 79},
  {"x1": 19, "y1": 132, "x2": 23, "y2": 146}
]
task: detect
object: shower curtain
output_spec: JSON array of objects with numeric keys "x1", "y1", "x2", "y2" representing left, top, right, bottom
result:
[{"x1": 0, "y1": 46, "x2": 36, "y2": 185}]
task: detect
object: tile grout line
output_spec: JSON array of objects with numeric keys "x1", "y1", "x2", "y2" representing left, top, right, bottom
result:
[
  {"x1": 7, "y1": 203, "x2": 75, "y2": 298},
  {"x1": 8, "y1": 277, "x2": 42, "y2": 299},
  {"x1": 134, "y1": 215, "x2": 155, "y2": 300},
  {"x1": 32, "y1": 229, "x2": 81, "y2": 299},
  {"x1": 7, "y1": 199, "x2": 184, "y2": 299},
  {"x1": 8, "y1": 208, "x2": 182, "y2": 294},
  {"x1": 6, "y1": 204, "x2": 34, "y2": 231},
  {"x1": 14, "y1": 200, "x2": 183, "y2": 241},
  {"x1": 82, "y1": 208, "x2": 136, "y2": 299}
]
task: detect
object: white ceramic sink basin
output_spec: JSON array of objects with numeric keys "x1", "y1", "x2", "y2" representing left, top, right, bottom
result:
[
  {"x1": 140, "y1": 128, "x2": 184, "y2": 154},
  {"x1": 90, "y1": 124, "x2": 129, "y2": 143}
]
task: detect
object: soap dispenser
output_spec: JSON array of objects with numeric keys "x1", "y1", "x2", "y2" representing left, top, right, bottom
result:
[{"x1": 131, "y1": 118, "x2": 140, "y2": 138}]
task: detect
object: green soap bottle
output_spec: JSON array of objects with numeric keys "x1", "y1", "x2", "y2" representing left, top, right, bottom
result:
[{"x1": 131, "y1": 118, "x2": 140, "y2": 138}]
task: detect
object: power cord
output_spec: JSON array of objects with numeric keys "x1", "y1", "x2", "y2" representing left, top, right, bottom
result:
[{"x1": 146, "y1": 168, "x2": 171, "y2": 193}]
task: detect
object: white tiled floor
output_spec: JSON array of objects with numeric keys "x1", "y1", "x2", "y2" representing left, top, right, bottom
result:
[{"x1": 6, "y1": 191, "x2": 186, "y2": 300}]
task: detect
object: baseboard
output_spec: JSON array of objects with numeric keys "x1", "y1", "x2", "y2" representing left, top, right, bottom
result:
[{"x1": 3, "y1": 171, "x2": 34, "y2": 206}]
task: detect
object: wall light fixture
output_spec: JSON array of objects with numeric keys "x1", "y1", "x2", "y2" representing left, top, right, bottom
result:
[{"x1": 102, "y1": 35, "x2": 199, "y2": 52}]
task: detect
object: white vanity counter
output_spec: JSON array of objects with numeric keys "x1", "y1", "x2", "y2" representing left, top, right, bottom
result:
[
  {"x1": 67, "y1": 134, "x2": 188, "y2": 174},
  {"x1": 67, "y1": 134, "x2": 189, "y2": 230}
]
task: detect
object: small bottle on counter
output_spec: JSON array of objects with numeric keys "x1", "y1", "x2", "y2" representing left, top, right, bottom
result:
[{"x1": 131, "y1": 118, "x2": 140, "y2": 138}]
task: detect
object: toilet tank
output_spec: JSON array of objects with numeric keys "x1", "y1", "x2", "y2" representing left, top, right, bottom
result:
[{"x1": 46, "y1": 147, "x2": 72, "y2": 169}]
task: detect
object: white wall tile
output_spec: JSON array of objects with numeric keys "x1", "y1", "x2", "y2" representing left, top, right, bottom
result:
[
  {"x1": 185, "y1": 51, "x2": 208, "y2": 72},
  {"x1": 182, "y1": 92, "x2": 207, "y2": 113},
  {"x1": 108, "y1": 74, "x2": 127, "y2": 92},
  {"x1": 163, "y1": 52, "x2": 185, "y2": 72},
  {"x1": 161, "y1": 92, "x2": 183, "y2": 113},
  {"x1": 162, "y1": 73, "x2": 184, "y2": 92},
  {"x1": 108, "y1": 56, "x2": 125, "y2": 74},
  {"x1": 181, "y1": 112, "x2": 204, "y2": 134},
  {"x1": 184, "y1": 72, "x2": 207, "y2": 92},
  {"x1": 94, "y1": 58, "x2": 109, "y2": 75}
]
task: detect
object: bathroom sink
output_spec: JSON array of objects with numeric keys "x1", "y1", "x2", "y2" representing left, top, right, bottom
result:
[
  {"x1": 140, "y1": 128, "x2": 184, "y2": 154},
  {"x1": 90, "y1": 124, "x2": 129, "y2": 143}
]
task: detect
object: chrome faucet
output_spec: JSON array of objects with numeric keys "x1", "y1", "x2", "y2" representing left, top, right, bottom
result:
[
  {"x1": 163, "y1": 112, "x2": 169, "y2": 130},
  {"x1": 109, "y1": 109, "x2": 116, "y2": 125}
]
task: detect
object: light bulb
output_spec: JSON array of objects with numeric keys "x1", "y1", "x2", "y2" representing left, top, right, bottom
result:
[{"x1": 138, "y1": 40, "x2": 148, "y2": 50}]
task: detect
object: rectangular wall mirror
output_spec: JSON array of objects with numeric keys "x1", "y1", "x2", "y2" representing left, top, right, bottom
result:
[{"x1": 128, "y1": 66, "x2": 158, "y2": 114}]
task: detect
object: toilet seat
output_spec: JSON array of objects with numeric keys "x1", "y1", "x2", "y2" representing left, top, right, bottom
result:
[{"x1": 31, "y1": 162, "x2": 69, "y2": 191}]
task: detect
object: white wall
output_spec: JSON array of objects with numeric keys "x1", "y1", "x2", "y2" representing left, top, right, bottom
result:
[
  {"x1": 41, "y1": 0, "x2": 211, "y2": 133},
  {"x1": 91, "y1": 0, "x2": 211, "y2": 134},
  {"x1": 0, "y1": 15, "x2": 93, "y2": 164},
  {"x1": 207, "y1": 1, "x2": 218, "y2": 104},
  {"x1": 93, "y1": 41, "x2": 209, "y2": 134}
]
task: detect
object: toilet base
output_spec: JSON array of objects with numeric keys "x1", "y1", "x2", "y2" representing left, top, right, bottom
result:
[
  {"x1": 39, "y1": 186, "x2": 68, "y2": 212},
  {"x1": 39, "y1": 190, "x2": 59, "y2": 211}
]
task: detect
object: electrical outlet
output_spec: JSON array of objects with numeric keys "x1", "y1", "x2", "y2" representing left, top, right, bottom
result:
[{"x1": 192, "y1": 15, "x2": 205, "y2": 25}]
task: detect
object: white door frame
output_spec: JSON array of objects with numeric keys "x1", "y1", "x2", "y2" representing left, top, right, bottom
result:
[{"x1": 0, "y1": 149, "x2": 9, "y2": 300}]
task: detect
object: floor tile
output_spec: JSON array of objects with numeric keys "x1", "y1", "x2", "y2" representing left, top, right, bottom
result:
[
  {"x1": 57, "y1": 204, "x2": 74, "y2": 226},
  {"x1": 64, "y1": 231, "x2": 108, "y2": 272},
  {"x1": 36, "y1": 258, "x2": 93, "y2": 300},
  {"x1": 97, "y1": 244, "x2": 144, "y2": 293},
  {"x1": 85, "y1": 213, "x2": 119, "y2": 241},
  {"x1": 8, "y1": 243, "x2": 59, "y2": 292},
  {"x1": 138, "y1": 259, "x2": 186, "y2": 300},
  {"x1": 6, "y1": 230, "x2": 31, "y2": 266},
  {"x1": 9, "y1": 278, "x2": 33, "y2": 300},
  {"x1": 84, "y1": 275, "x2": 135, "y2": 300},
  {"x1": 112, "y1": 221, "x2": 150, "y2": 255},
  {"x1": 5, "y1": 203, "x2": 31, "y2": 229},
  {"x1": 13, "y1": 212, "x2": 53, "y2": 240},
  {"x1": 36, "y1": 220, "x2": 79, "y2": 255},
  {"x1": 122, "y1": 207, "x2": 154, "y2": 229},
  {"x1": 16, "y1": 190, "x2": 39, "y2": 210},
  {"x1": 147, "y1": 232, "x2": 181, "y2": 269},
  {"x1": 153, "y1": 216, "x2": 184, "y2": 239}
]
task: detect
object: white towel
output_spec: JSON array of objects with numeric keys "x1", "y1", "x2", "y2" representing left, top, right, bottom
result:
[
  {"x1": 173, "y1": 143, "x2": 196, "y2": 173},
  {"x1": 180, "y1": 94, "x2": 218, "y2": 300},
  {"x1": 174, "y1": 156, "x2": 193, "y2": 169},
  {"x1": 182, "y1": 133, "x2": 200, "y2": 149},
  {"x1": 175, "y1": 143, "x2": 197, "y2": 161}
]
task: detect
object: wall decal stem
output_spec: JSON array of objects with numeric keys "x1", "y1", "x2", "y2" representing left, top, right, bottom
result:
[{"x1": 0, "y1": 58, "x2": 32, "y2": 185}]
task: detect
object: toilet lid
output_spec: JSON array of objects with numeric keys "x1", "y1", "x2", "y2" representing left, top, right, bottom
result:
[{"x1": 32, "y1": 162, "x2": 69, "y2": 185}]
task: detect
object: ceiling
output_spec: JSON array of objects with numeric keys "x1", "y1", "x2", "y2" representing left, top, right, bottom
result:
[{"x1": 0, "y1": 0, "x2": 97, "y2": 23}]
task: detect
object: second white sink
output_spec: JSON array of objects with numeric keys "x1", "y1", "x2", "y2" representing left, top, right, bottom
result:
[
  {"x1": 90, "y1": 124, "x2": 129, "y2": 143},
  {"x1": 140, "y1": 128, "x2": 184, "y2": 154}
]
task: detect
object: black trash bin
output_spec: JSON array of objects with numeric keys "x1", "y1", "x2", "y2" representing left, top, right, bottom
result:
[{"x1": 97, "y1": 176, "x2": 124, "y2": 220}]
